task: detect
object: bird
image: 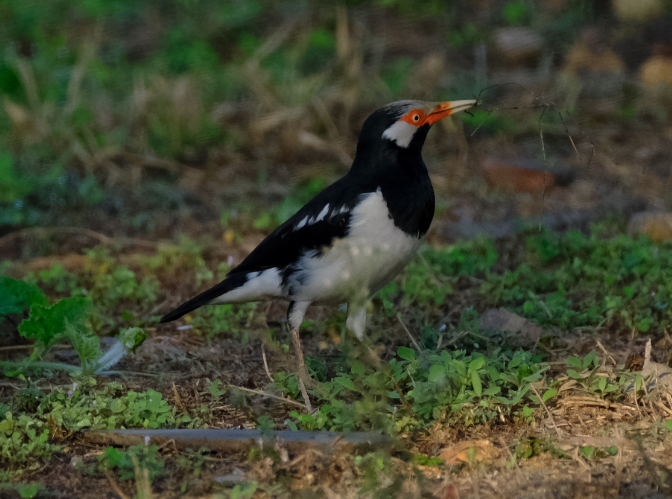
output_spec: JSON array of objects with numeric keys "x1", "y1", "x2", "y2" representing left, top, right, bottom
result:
[{"x1": 160, "y1": 98, "x2": 476, "y2": 406}]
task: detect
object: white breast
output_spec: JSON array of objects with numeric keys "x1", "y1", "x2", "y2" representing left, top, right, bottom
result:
[{"x1": 287, "y1": 188, "x2": 421, "y2": 304}]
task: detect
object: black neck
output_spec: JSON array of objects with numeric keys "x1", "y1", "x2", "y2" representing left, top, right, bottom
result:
[{"x1": 348, "y1": 124, "x2": 435, "y2": 237}]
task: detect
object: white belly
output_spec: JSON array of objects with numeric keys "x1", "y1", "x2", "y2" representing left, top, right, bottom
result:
[{"x1": 286, "y1": 189, "x2": 421, "y2": 304}]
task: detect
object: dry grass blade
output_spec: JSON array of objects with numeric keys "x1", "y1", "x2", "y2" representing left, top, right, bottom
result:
[
  {"x1": 104, "y1": 469, "x2": 130, "y2": 499},
  {"x1": 64, "y1": 24, "x2": 102, "y2": 118},
  {"x1": 16, "y1": 59, "x2": 41, "y2": 113},
  {"x1": 336, "y1": 6, "x2": 350, "y2": 63},
  {"x1": 498, "y1": 436, "x2": 528, "y2": 482},
  {"x1": 596, "y1": 340, "x2": 617, "y2": 368},
  {"x1": 397, "y1": 314, "x2": 423, "y2": 352},
  {"x1": 530, "y1": 384, "x2": 562, "y2": 437},
  {"x1": 654, "y1": 400, "x2": 672, "y2": 417},
  {"x1": 556, "y1": 110, "x2": 580, "y2": 157},
  {"x1": 172, "y1": 383, "x2": 184, "y2": 411},
  {"x1": 131, "y1": 456, "x2": 154, "y2": 499},
  {"x1": 310, "y1": 97, "x2": 352, "y2": 167},
  {"x1": 443, "y1": 330, "x2": 470, "y2": 348},
  {"x1": 261, "y1": 343, "x2": 274, "y2": 382}
]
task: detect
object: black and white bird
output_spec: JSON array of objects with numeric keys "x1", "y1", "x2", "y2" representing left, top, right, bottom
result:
[{"x1": 160, "y1": 99, "x2": 475, "y2": 362}]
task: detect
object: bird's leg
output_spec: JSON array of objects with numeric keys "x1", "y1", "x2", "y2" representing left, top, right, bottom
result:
[
  {"x1": 287, "y1": 301, "x2": 313, "y2": 412},
  {"x1": 346, "y1": 300, "x2": 382, "y2": 367},
  {"x1": 289, "y1": 327, "x2": 312, "y2": 412}
]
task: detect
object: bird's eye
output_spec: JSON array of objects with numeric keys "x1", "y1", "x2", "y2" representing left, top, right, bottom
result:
[{"x1": 413, "y1": 114, "x2": 420, "y2": 122}]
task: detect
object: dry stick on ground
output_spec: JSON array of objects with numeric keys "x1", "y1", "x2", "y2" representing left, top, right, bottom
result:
[
  {"x1": 231, "y1": 385, "x2": 308, "y2": 410},
  {"x1": 261, "y1": 343, "x2": 274, "y2": 382},
  {"x1": 596, "y1": 340, "x2": 617, "y2": 368},
  {"x1": 530, "y1": 384, "x2": 562, "y2": 438},
  {"x1": 397, "y1": 314, "x2": 423, "y2": 351}
]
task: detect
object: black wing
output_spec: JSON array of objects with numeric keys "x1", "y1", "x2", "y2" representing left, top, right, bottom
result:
[
  {"x1": 229, "y1": 174, "x2": 374, "y2": 277},
  {"x1": 159, "y1": 175, "x2": 375, "y2": 323}
]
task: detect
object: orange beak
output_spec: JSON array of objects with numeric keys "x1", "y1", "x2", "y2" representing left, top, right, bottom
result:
[{"x1": 425, "y1": 99, "x2": 477, "y2": 125}]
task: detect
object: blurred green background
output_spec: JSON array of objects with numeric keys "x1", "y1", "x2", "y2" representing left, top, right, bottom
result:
[{"x1": 1, "y1": 0, "x2": 672, "y2": 252}]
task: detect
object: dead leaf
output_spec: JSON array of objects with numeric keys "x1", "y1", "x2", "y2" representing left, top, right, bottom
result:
[
  {"x1": 48, "y1": 416, "x2": 65, "y2": 441},
  {"x1": 482, "y1": 157, "x2": 574, "y2": 194},
  {"x1": 628, "y1": 212, "x2": 672, "y2": 242},
  {"x1": 438, "y1": 440, "x2": 499, "y2": 465}
]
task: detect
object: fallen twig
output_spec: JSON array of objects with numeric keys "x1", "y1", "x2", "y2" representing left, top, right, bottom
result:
[{"x1": 230, "y1": 385, "x2": 308, "y2": 409}]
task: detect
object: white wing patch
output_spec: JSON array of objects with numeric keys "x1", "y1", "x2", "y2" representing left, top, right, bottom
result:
[
  {"x1": 295, "y1": 216, "x2": 309, "y2": 231},
  {"x1": 293, "y1": 204, "x2": 332, "y2": 231},
  {"x1": 330, "y1": 205, "x2": 349, "y2": 219},
  {"x1": 211, "y1": 268, "x2": 282, "y2": 303},
  {"x1": 315, "y1": 204, "x2": 329, "y2": 222},
  {"x1": 382, "y1": 120, "x2": 417, "y2": 148}
]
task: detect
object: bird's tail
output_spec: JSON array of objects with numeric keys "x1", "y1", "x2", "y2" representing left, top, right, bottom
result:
[{"x1": 159, "y1": 273, "x2": 248, "y2": 323}]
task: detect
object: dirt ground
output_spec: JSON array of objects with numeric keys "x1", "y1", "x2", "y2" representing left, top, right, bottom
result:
[{"x1": 2, "y1": 303, "x2": 672, "y2": 498}]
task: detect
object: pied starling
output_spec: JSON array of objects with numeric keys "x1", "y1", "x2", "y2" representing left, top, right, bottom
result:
[{"x1": 160, "y1": 99, "x2": 475, "y2": 399}]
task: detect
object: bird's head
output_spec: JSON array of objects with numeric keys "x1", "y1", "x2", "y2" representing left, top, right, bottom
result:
[{"x1": 355, "y1": 99, "x2": 476, "y2": 162}]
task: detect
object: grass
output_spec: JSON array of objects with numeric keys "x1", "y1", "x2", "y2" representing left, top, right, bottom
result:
[
  {"x1": 2, "y1": 222, "x2": 672, "y2": 496},
  {"x1": 1, "y1": 0, "x2": 650, "y2": 235}
]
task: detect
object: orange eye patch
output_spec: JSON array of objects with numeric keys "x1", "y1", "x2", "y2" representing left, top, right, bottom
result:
[{"x1": 400, "y1": 109, "x2": 425, "y2": 126}]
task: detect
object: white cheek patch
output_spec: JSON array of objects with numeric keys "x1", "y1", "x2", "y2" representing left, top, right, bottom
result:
[{"x1": 382, "y1": 120, "x2": 417, "y2": 148}]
